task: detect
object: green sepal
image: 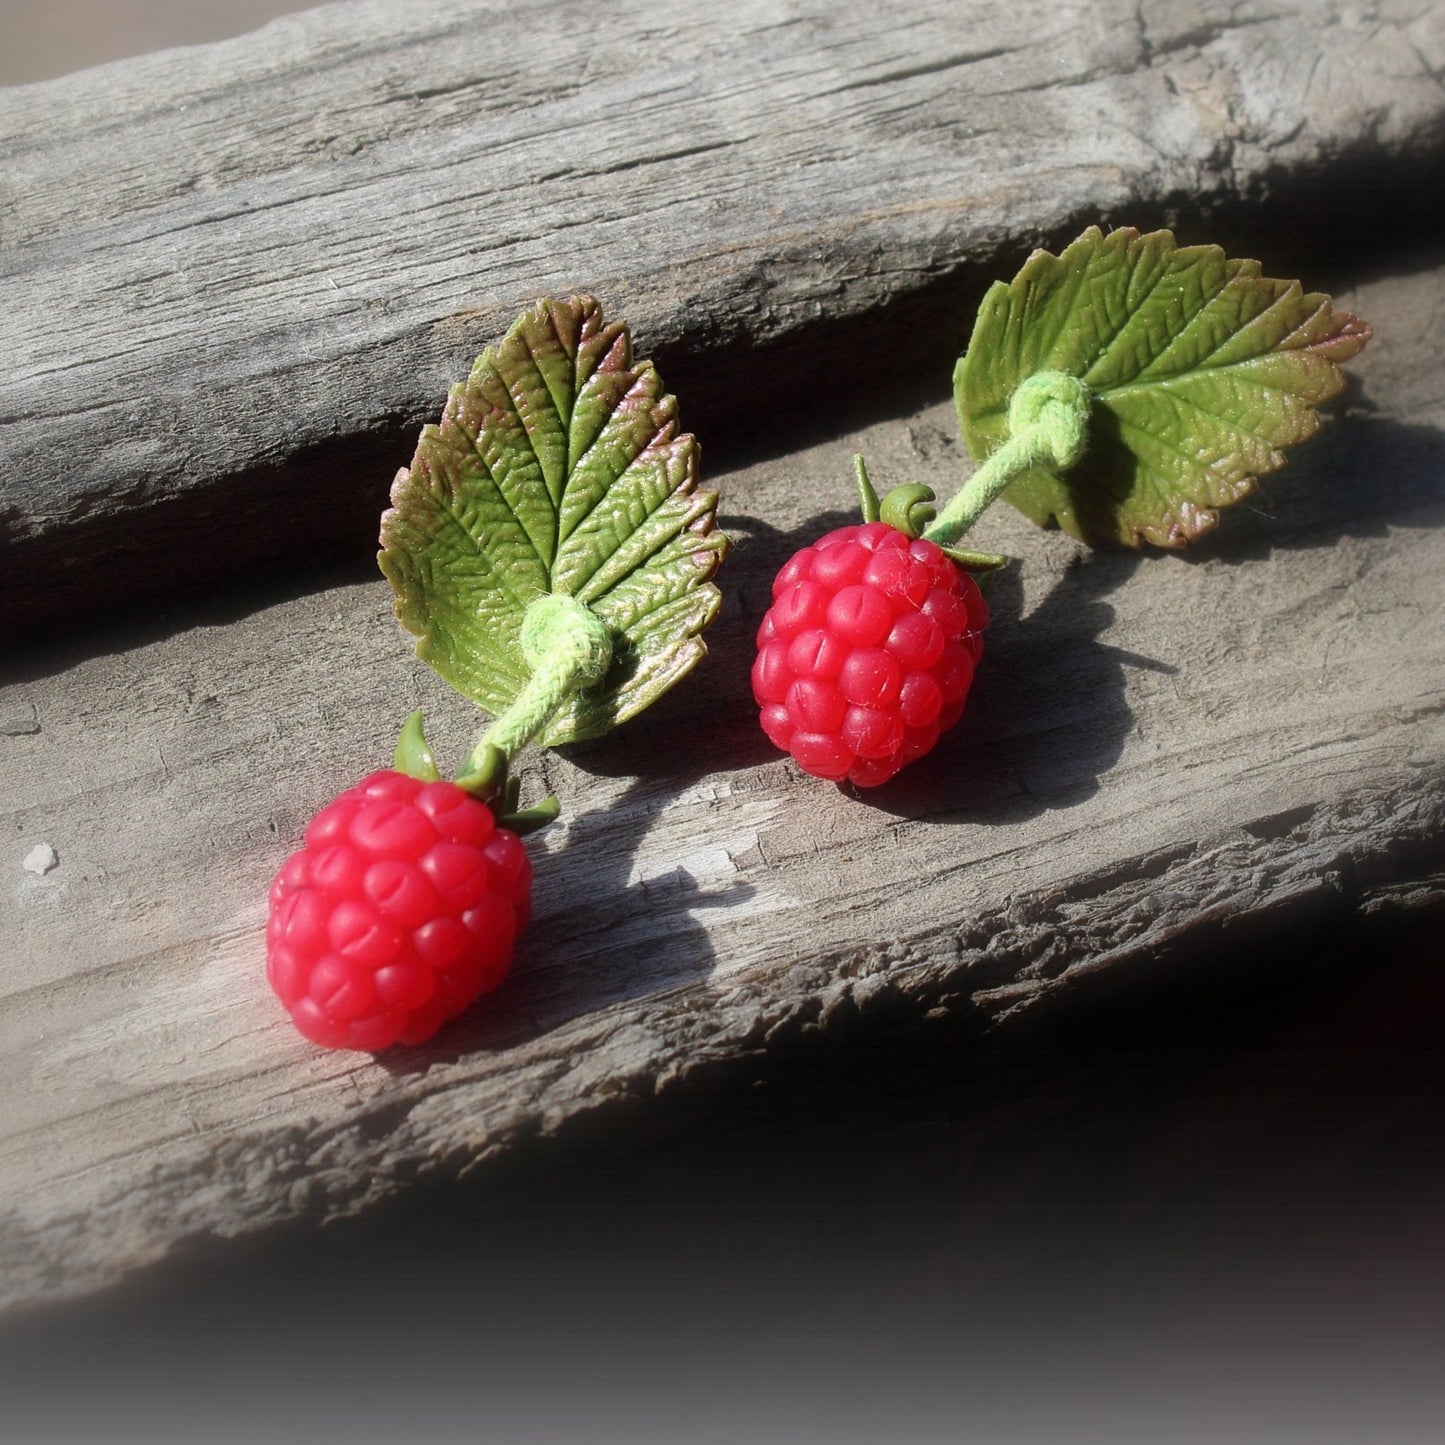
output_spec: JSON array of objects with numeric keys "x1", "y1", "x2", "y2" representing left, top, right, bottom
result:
[
  {"x1": 393, "y1": 710, "x2": 441, "y2": 782},
  {"x1": 940, "y1": 546, "x2": 1009, "y2": 573},
  {"x1": 455, "y1": 742, "x2": 507, "y2": 801},
  {"x1": 452, "y1": 743, "x2": 557, "y2": 836},
  {"x1": 854, "y1": 455, "x2": 882, "y2": 523},
  {"x1": 497, "y1": 796, "x2": 562, "y2": 836},
  {"x1": 379, "y1": 296, "x2": 729, "y2": 745},
  {"x1": 502, "y1": 774, "x2": 521, "y2": 815},
  {"x1": 879, "y1": 485, "x2": 937, "y2": 538},
  {"x1": 955, "y1": 226, "x2": 1371, "y2": 547}
]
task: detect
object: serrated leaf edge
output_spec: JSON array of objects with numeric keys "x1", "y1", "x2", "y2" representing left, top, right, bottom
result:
[
  {"x1": 380, "y1": 295, "x2": 728, "y2": 737},
  {"x1": 958, "y1": 226, "x2": 1371, "y2": 547}
]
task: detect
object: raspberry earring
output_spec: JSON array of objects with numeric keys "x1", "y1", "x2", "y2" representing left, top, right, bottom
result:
[
  {"x1": 266, "y1": 764, "x2": 534, "y2": 1051},
  {"x1": 265, "y1": 297, "x2": 728, "y2": 1051},
  {"x1": 753, "y1": 226, "x2": 1370, "y2": 788},
  {"x1": 753, "y1": 457, "x2": 991, "y2": 787}
]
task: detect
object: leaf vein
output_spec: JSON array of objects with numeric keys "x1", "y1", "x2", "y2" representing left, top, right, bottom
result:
[
  {"x1": 558, "y1": 369, "x2": 661, "y2": 545},
  {"x1": 1099, "y1": 360, "x2": 1320, "y2": 405},
  {"x1": 1112, "y1": 376, "x2": 1292, "y2": 446},
  {"x1": 447, "y1": 396, "x2": 553, "y2": 579},
  {"x1": 431, "y1": 489, "x2": 538, "y2": 615},
  {"x1": 1109, "y1": 410, "x2": 1253, "y2": 498},
  {"x1": 1135, "y1": 279, "x2": 1296, "y2": 381},
  {"x1": 496, "y1": 358, "x2": 562, "y2": 554},
  {"x1": 1084, "y1": 250, "x2": 1212, "y2": 380}
]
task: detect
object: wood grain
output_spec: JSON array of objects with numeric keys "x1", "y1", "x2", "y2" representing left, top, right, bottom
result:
[
  {"x1": 3, "y1": 248, "x2": 1442, "y2": 1312},
  {"x1": 3, "y1": 0, "x2": 1444, "y2": 622}
]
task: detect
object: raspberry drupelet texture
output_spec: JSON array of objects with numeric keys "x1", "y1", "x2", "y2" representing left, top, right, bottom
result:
[
  {"x1": 752, "y1": 521, "x2": 988, "y2": 787},
  {"x1": 266, "y1": 770, "x2": 532, "y2": 1051}
]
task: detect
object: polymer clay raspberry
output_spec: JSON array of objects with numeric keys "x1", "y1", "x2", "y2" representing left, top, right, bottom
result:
[
  {"x1": 750, "y1": 231, "x2": 1373, "y2": 789},
  {"x1": 264, "y1": 297, "x2": 727, "y2": 1052},
  {"x1": 267, "y1": 770, "x2": 531, "y2": 1051},
  {"x1": 752, "y1": 520, "x2": 987, "y2": 787}
]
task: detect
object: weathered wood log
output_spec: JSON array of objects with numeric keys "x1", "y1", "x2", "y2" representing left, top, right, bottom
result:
[
  {"x1": 3, "y1": 0, "x2": 1443, "y2": 624},
  {"x1": 3, "y1": 226, "x2": 1442, "y2": 1312}
]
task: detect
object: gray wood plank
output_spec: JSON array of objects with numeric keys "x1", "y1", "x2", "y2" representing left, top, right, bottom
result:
[
  {"x1": 3, "y1": 0, "x2": 1443, "y2": 623},
  {"x1": 2, "y1": 251, "x2": 1441, "y2": 1312}
]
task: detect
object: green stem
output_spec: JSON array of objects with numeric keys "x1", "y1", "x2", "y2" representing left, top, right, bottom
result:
[
  {"x1": 462, "y1": 594, "x2": 613, "y2": 775},
  {"x1": 924, "y1": 371, "x2": 1092, "y2": 548}
]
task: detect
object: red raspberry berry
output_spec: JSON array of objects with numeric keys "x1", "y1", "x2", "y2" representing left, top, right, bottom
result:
[
  {"x1": 752, "y1": 522, "x2": 987, "y2": 787},
  {"x1": 266, "y1": 770, "x2": 531, "y2": 1051}
]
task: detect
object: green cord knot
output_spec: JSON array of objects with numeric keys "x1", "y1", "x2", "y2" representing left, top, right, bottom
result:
[
  {"x1": 467, "y1": 594, "x2": 614, "y2": 768},
  {"x1": 1006, "y1": 371, "x2": 1091, "y2": 472},
  {"x1": 924, "y1": 369, "x2": 1093, "y2": 547},
  {"x1": 519, "y1": 594, "x2": 612, "y2": 690}
]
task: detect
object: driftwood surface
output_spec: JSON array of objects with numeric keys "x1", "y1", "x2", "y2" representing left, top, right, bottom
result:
[
  {"x1": 3, "y1": 0, "x2": 1444, "y2": 624},
  {"x1": 2, "y1": 0, "x2": 1445, "y2": 1313},
  {"x1": 4, "y1": 239, "x2": 1443, "y2": 1309}
]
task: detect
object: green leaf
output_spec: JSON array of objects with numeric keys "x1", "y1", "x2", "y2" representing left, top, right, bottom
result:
[
  {"x1": 379, "y1": 296, "x2": 728, "y2": 745},
  {"x1": 955, "y1": 227, "x2": 1371, "y2": 547}
]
